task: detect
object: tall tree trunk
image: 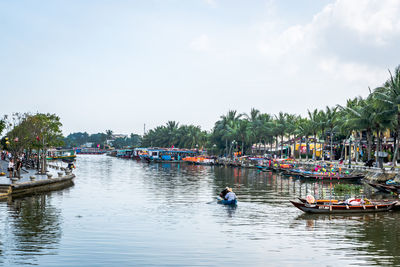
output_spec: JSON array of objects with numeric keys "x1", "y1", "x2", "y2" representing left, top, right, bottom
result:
[
  {"x1": 313, "y1": 133, "x2": 317, "y2": 160},
  {"x1": 376, "y1": 130, "x2": 381, "y2": 168},
  {"x1": 280, "y1": 135, "x2": 284, "y2": 158},
  {"x1": 298, "y1": 137, "x2": 302, "y2": 161},
  {"x1": 340, "y1": 136, "x2": 349, "y2": 160},
  {"x1": 275, "y1": 136, "x2": 279, "y2": 158},
  {"x1": 330, "y1": 128, "x2": 333, "y2": 162},
  {"x1": 392, "y1": 118, "x2": 400, "y2": 167},
  {"x1": 293, "y1": 135, "x2": 296, "y2": 159},
  {"x1": 306, "y1": 136, "x2": 309, "y2": 160},
  {"x1": 367, "y1": 130, "x2": 372, "y2": 161},
  {"x1": 321, "y1": 130, "x2": 325, "y2": 161}
]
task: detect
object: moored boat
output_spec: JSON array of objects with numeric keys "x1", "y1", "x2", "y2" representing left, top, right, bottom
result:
[
  {"x1": 283, "y1": 168, "x2": 364, "y2": 181},
  {"x1": 47, "y1": 149, "x2": 76, "y2": 161},
  {"x1": 75, "y1": 148, "x2": 107, "y2": 155},
  {"x1": 290, "y1": 200, "x2": 397, "y2": 214}
]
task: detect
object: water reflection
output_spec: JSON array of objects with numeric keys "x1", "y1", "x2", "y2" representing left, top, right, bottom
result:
[
  {"x1": 0, "y1": 156, "x2": 399, "y2": 266},
  {"x1": 2, "y1": 194, "x2": 62, "y2": 266}
]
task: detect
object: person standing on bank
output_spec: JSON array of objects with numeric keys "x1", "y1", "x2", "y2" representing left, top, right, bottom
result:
[
  {"x1": 15, "y1": 159, "x2": 22, "y2": 178},
  {"x1": 8, "y1": 159, "x2": 14, "y2": 178}
]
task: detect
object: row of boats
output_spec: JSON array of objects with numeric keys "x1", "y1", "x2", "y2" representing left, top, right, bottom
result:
[{"x1": 256, "y1": 159, "x2": 365, "y2": 181}]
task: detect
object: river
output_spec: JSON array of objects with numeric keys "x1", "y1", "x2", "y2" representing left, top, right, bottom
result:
[{"x1": 0, "y1": 155, "x2": 399, "y2": 266}]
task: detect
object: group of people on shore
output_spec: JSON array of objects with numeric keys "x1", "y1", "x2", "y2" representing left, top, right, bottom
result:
[
  {"x1": 7, "y1": 158, "x2": 23, "y2": 178},
  {"x1": 1, "y1": 151, "x2": 39, "y2": 178}
]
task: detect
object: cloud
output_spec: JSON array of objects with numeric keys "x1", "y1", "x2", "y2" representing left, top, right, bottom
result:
[
  {"x1": 204, "y1": 0, "x2": 217, "y2": 8},
  {"x1": 189, "y1": 34, "x2": 210, "y2": 52},
  {"x1": 257, "y1": 0, "x2": 400, "y2": 85}
]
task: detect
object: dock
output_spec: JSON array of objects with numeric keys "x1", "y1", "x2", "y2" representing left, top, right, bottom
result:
[{"x1": 0, "y1": 160, "x2": 75, "y2": 200}]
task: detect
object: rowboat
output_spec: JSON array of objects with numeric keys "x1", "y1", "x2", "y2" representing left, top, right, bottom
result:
[
  {"x1": 290, "y1": 200, "x2": 397, "y2": 214},
  {"x1": 217, "y1": 196, "x2": 237, "y2": 205},
  {"x1": 282, "y1": 169, "x2": 364, "y2": 181},
  {"x1": 367, "y1": 182, "x2": 400, "y2": 194}
]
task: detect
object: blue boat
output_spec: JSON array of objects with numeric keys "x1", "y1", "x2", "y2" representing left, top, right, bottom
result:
[{"x1": 217, "y1": 196, "x2": 237, "y2": 205}]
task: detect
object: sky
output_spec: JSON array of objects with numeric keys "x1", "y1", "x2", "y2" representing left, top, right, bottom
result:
[{"x1": 1, "y1": 0, "x2": 400, "y2": 136}]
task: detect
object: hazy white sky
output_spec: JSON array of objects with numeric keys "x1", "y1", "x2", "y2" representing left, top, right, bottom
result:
[{"x1": 1, "y1": 0, "x2": 399, "y2": 135}]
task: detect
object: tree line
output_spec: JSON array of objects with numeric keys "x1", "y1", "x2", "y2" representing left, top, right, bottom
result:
[
  {"x1": 63, "y1": 130, "x2": 142, "y2": 149},
  {"x1": 0, "y1": 113, "x2": 63, "y2": 173},
  {"x1": 142, "y1": 65, "x2": 400, "y2": 167}
]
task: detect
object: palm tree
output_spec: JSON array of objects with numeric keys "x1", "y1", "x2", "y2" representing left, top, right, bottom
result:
[
  {"x1": 285, "y1": 114, "x2": 298, "y2": 158},
  {"x1": 296, "y1": 118, "x2": 312, "y2": 160},
  {"x1": 374, "y1": 65, "x2": 400, "y2": 166},
  {"x1": 308, "y1": 109, "x2": 321, "y2": 160},
  {"x1": 214, "y1": 110, "x2": 242, "y2": 156},
  {"x1": 339, "y1": 95, "x2": 394, "y2": 167},
  {"x1": 245, "y1": 108, "x2": 261, "y2": 153},
  {"x1": 235, "y1": 119, "x2": 250, "y2": 155},
  {"x1": 324, "y1": 106, "x2": 338, "y2": 161},
  {"x1": 105, "y1": 129, "x2": 113, "y2": 140},
  {"x1": 258, "y1": 113, "x2": 273, "y2": 155},
  {"x1": 274, "y1": 112, "x2": 286, "y2": 158},
  {"x1": 165, "y1": 121, "x2": 179, "y2": 147}
]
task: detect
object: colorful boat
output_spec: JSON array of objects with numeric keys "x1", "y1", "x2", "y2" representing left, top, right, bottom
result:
[
  {"x1": 183, "y1": 156, "x2": 215, "y2": 165},
  {"x1": 47, "y1": 149, "x2": 76, "y2": 161},
  {"x1": 75, "y1": 148, "x2": 106, "y2": 155},
  {"x1": 116, "y1": 149, "x2": 134, "y2": 158},
  {"x1": 139, "y1": 148, "x2": 199, "y2": 163}
]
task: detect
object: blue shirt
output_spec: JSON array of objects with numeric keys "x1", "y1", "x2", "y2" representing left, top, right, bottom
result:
[{"x1": 225, "y1": 191, "x2": 236, "y2": 201}]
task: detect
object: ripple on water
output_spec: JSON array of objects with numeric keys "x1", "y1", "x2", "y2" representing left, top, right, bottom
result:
[{"x1": 0, "y1": 155, "x2": 400, "y2": 266}]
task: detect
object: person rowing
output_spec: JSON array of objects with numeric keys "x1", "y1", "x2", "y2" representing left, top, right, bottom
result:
[
  {"x1": 219, "y1": 187, "x2": 230, "y2": 199},
  {"x1": 224, "y1": 187, "x2": 237, "y2": 205}
]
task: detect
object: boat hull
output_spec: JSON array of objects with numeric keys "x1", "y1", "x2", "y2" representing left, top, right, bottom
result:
[
  {"x1": 217, "y1": 196, "x2": 237, "y2": 205},
  {"x1": 290, "y1": 200, "x2": 396, "y2": 214}
]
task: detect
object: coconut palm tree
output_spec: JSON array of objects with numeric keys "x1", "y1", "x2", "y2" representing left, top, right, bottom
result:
[
  {"x1": 296, "y1": 118, "x2": 313, "y2": 160},
  {"x1": 274, "y1": 112, "x2": 287, "y2": 158},
  {"x1": 258, "y1": 113, "x2": 274, "y2": 155},
  {"x1": 285, "y1": 114, "x2": 298, "y2": 158},
  {"x1": 373, "y1": 65, "x2": 400, "y2": 166},
  {"x1": 308, "y1": 109, "x2": 321, "y2": 160},
  {"x1": 339, "y1": 94, "x2": 394, "y2": 167},
  {"x1": 324, "y1": 106, "x2": 338, "y2": 161},
  {"x1": 245, "y1": 108, "x2": 261, "y2": 153}
]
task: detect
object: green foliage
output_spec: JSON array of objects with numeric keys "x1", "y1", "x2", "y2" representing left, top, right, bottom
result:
[
  {"x1": 334, "y1": 184, "x2": 362, "y2": 193},
  {"x1": 0, "y1": 119, "x2": 5, "y2": 136},
  {"x1": 64, "y1": 132, "x2": 90, "y2": 147},
  {"x1": 142, "y1": 121, "x2": 207, "y2": 149},
  {"x1": 3, "y1": 113, "x2": 63, "y2": 153},
  {"x1": 63, "y1": 131, "x2": 142, "y2": 149}
]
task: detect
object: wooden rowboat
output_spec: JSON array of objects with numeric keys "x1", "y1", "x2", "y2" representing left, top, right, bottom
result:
[
  {"x1": 367, "y1": 182, "x2": 400, "y2": 194},
  {"x1": 217, "y1": 196, "x2": 237, "y2": 205},
  {"x1": 290, "y1": 200, "x2": 397, "y2": 214}
]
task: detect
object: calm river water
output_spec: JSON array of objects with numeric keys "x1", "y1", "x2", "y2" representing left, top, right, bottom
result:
[{"x1": 1, "y1": 155, "x2": 400, "y2": 266}]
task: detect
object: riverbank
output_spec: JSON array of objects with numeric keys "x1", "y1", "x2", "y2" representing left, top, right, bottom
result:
[
  {"x1": 184, "y1": 156, "x2": 400, "y2": 182},
  {"x1": 0, "y1": 160, "x2": 75, "y2": 200}
]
